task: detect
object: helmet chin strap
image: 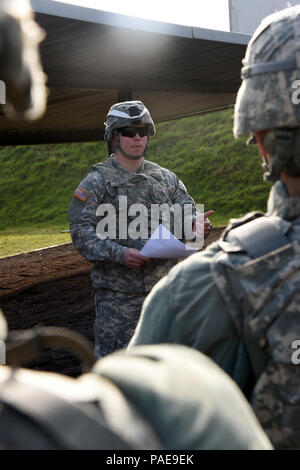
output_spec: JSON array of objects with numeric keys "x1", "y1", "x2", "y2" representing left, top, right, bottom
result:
[{"x1": 115, "y1": 133, "x2": 149, "y2": 160}]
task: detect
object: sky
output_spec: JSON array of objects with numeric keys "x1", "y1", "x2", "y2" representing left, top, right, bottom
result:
[{"x1": 53, "y1": 0, "x2": 230, "y2": 31}]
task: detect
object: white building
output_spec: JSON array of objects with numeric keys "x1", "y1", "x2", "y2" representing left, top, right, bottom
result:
[{"x1": 229, "y1": 0, "x2": 300, "y2": 34}]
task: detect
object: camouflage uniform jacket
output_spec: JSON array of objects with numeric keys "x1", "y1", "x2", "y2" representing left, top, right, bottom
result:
[
  {"x1": 68, "y1": 155, "x2": 198, "y2": 293},
  {"x1": 129, "y1": 181, "x2": 300, "y2": 449}
]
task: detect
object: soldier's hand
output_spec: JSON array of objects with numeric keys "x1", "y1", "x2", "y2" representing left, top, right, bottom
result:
[
  {"x1": 123, "y1": 248, "x2": 150, "y2": 270},
  {"x1": 193, "y1": 210, "x2": 214, "y2": 238}
]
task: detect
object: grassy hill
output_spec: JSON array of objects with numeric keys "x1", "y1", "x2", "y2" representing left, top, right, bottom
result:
[{"x1": 0, "y1": 108, "x2": 270, "y2": 236}]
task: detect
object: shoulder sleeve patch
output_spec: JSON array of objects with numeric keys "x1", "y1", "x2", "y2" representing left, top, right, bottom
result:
[{"x1": 74, "y1": 187, "x2": 89, "y2": 202}]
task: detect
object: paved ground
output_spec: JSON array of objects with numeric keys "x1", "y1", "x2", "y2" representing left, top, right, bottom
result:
[{"x1": 0, "y1": 227, "x2": 224, "y2": 377}]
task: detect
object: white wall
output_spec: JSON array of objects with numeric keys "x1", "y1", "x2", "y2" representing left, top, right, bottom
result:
[{"x1": 229, "y1": 0, "x2": 300, "y2": 34}]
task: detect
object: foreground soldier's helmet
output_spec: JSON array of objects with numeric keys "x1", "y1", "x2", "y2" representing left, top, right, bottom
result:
[
  {"x1": 104, "y1": 101, "x2": 156, "y2": 141},
  {"x1": 234, "y1": 6, "x2": 300, "y2": 180}
]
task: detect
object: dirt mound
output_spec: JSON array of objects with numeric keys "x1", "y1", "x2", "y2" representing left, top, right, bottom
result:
[{"x1": 0, "y1": 227, "x2": 224, "y2": 377}]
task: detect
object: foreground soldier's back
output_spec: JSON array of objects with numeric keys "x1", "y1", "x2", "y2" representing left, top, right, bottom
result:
[
  {"x1": 0, "y1": 310, "x2": 272, "y2": 450},
  {"x1": 129, "y1": 6, "x2": 300, "y2": 449}
]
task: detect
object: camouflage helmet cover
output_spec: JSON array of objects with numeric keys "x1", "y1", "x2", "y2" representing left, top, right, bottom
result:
[
  {"x1": 104, "y1": 101, "x2": 156, "y2": 141},
  {"x1": 234, "y1": 6, "x2": 300, "y2": 138}
]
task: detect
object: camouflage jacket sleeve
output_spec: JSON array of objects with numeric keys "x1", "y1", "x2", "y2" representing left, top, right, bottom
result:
[
  {"x1": 161, "y1": 168, "x2": 200, "y2": 233},
  {"x1": 67, "y1": 171, "x2": 126, "y2": 264},
  {"x1": 161, "y1": 167, "x2": 197, "y2": 208}
]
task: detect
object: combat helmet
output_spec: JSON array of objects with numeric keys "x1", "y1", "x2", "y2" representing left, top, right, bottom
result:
[
  {"x1": 234, "y1": 6, "x2": 300, "y2": 181},
  {"x1": 104, "y1": 101, "x2": 155, "y2": 141}
]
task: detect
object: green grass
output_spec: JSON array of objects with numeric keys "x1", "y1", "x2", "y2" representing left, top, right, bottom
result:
[
  {"x1": 0, "y1": 142, "x2": 107, "y2": 229},
  {"x1": 0, "y1": 108, "x2": 271, "y2": 256},
  {"x1": 148, "y1": 109, "x2": 269, "y2": 220},
  {"x1": 0, "y1": 226, "x2": 71, "y2": 258}
]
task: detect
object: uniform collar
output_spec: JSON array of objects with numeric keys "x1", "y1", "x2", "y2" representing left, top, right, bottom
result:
[
  {"x1": 110, "y1": 154, "x2": 145, "y2": 175},
  {"x1": 109, "y1": 155, "x2": 164, "y2": 182},
  {"x1": 267, "y1": 181, "x2": 300, "y2": 220}
]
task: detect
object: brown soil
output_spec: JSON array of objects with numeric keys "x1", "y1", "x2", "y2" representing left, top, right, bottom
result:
[{"x1": 0, "y1": 227, "x2": 224, "y2": 377}]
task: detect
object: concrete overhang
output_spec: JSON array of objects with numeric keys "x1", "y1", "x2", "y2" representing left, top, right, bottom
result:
[{"x1": 0, "y1": 0, "x2": 251, "y2": 144}]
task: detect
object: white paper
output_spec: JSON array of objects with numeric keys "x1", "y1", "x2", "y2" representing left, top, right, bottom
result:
[{"x1": 140, "y1": 224, "x2": 198, "y2": 258}]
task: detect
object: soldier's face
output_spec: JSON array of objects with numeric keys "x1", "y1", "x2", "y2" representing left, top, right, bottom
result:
[{"x1": 118, "y1": 125, "x2": 148, "y2": 159}]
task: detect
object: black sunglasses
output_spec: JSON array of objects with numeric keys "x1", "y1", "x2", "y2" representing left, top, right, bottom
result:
[{"x1": 118, "y1": 127, "x2": 148, "y2": 138}]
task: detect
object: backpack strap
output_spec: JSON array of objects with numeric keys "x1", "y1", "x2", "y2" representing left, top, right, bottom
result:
[{"x1": 224, "y1": 216, "x2": 291, "y2": 258}]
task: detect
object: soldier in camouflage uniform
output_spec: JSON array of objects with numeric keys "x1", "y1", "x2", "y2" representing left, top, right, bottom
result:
[
  {"x1": 68, "y1": 101, "x2": 212, "y2": 358},
  {"x1": 129, "y1": 7, "x2": 300, "y2": 449}
]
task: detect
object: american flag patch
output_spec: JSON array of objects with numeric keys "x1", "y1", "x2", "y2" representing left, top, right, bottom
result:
[{"x1": 74, "y1": 187, "x2": 89, "y2": 202}]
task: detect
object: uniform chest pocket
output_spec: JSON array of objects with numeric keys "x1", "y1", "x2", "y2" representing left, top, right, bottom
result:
[
  {"x1": 105, "y1": 182, "x2": 129, "y2": 200},
  {"x1": 105, "y1": 182, "x2": 118, "y2": 200},
  {"x1": 151, "y1": 185, "x2": 172, "y2": 204}
]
